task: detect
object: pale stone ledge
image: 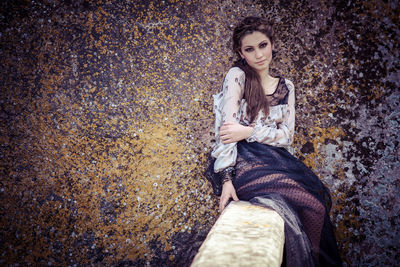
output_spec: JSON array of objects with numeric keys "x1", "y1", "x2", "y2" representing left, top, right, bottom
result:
[{"x1": 191, "y1": 200, "x2": 285, "y2": 267}]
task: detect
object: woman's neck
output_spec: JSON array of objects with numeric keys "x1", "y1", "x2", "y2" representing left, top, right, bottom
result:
[
  {"x1": 257, "y1": 69, "x2": 274, "y2": 82},
  {"x1": 258, "y1": 69, "x2": 278, "y2": 95}
]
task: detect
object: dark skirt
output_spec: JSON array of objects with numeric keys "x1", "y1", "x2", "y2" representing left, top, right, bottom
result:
[{"x1": 206, "y1": 141, "x2": 342, "y2": 267}]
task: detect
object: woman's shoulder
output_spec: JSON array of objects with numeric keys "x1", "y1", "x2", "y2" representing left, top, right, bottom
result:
[
  {"x1": 268, "y1": 76, "x2": 294, "y2": 105},
  {"x1": 282, "y1": 77, "x2": 295, "y2": 92},
  {"x1": 226, "y1": 66, "x2": 245, "y2": 78},
  {"x1": 223, "y1": 67, "x2": 245, "y2": 88}
]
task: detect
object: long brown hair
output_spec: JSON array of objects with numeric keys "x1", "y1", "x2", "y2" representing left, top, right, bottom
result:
[{"x1": 232, "y1": 17, "x2": 275, "y2": 123}]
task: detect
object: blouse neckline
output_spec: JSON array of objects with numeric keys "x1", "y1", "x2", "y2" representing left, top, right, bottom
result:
[{"x1": 265, "y1": 77, "x2": 282, "y2": 96}]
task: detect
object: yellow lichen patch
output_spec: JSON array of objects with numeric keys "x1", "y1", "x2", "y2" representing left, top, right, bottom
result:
[
  {"x1": 52, "y1": 117, "x2": 206, "y2": 262},
  {"x1": 300, "y1": 126, "x2": 345, "y2": 171}
]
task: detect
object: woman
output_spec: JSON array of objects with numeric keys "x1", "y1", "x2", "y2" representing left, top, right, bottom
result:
[{"x1": 206, "y1": 16, "x2": 342, "y2": 266}]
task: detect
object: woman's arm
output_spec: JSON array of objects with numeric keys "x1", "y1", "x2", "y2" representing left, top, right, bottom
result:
[
  {"x1": 211, "y1": 67, "x2": 246, "y2": 211},
  {"x1": 211, "y1": 67, "x2": 246, "y2": 172},
  {"x1": 219, "y1": 122, "x2": 253, "y2": 144}
]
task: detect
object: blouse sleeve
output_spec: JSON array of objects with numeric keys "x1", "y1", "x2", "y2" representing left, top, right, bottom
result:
[
  {"x1": 211, "y1": 67, "x2": 245, "y2": 173},
  {"x1": 246, "y1": 79, "x2": 295, "y2": 147}
]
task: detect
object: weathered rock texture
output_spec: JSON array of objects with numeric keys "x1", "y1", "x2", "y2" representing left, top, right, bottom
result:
[{"x1": 0, "y1": 0, "x2": 398, "y2": 266}]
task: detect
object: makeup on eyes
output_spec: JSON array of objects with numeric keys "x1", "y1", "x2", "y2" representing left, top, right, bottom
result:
[{"x1": 243, "y1": 40, "x2": 269, "y2": 52}]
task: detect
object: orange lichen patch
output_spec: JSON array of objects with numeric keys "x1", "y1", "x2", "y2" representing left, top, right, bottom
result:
[
  {"x1": 7, "y1": 101, "x2": 212, "y2": 263},
  {"x1": 80, "y1": 120, "x2": 208, "y2": 262},
  {"x1": 335, "y1": 221, "x2": 360, "y2": 247},
  {"x1": 300, "y1": 126, "x2": 345, "y2": 171}
]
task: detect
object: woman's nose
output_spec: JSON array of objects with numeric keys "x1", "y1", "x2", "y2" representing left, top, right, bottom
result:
[{"x1": 255, "y1": 49, "x2": 263, "y2": 58}]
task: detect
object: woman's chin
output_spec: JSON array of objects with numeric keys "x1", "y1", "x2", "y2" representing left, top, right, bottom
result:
[{"x1": 251, "y1": 64, "x2": 269, "y2": 73}]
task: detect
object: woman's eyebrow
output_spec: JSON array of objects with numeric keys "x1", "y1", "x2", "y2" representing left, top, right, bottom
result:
[{"x1": 243, "y1": 40, "x2": 269, "y2": 48}]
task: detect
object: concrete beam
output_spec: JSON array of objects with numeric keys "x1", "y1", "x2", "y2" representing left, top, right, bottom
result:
[{"x1": 191, "y1": 201, "x2": 284, "y2": 267}]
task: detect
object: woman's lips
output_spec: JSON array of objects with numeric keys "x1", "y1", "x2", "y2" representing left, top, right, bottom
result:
[{"x1": 256, "y1": 60, "x2": 266, "y2": 65}]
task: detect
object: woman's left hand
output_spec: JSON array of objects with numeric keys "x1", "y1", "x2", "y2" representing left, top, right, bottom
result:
[
  {"x1": 219, "y1": 122, "x2": 253, "y2": 144},
  {"x1": 219, "y1": 180, "x2": 239, "y2": 212}
]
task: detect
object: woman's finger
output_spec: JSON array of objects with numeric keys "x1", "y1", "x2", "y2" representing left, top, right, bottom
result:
[
  {"x1": 220, "y1": 126, "x2": 230, "y2": 133},
  {"x1": 219, "y1": 193, "x2": 231, "y2": 211},
  {"x1": 219, "y1": 198, "x2": 226, "y2": 212},
  {"x1": 221, "y1": 137, "x2": 232, "y2": 144},
  {"x1": 232, "y1": 190, "x2": 239, "y2": 201}
]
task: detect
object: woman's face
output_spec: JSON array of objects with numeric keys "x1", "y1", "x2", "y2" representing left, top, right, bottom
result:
[{"x1": 240, "y1": 31, "x2": 274, "y2": 74}]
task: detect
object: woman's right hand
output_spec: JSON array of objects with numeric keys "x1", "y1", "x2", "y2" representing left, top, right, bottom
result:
[
  {"x1": 219, "y1": 122, "x2": 253, "y2": 144},
  {"x1": 219, "y1": 180, "x2": 239, "y2": 212}
]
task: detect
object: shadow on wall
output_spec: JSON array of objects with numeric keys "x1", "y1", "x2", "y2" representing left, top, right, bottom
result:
[{"x1": 0, "y1": 0, "x2": 399, "y2": 266}]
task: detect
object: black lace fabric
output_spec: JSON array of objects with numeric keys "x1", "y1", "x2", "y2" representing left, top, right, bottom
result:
[
  {"x1": 266, "y1": 77, "x2": 289, "y2": 106},
  {"x1": 232, "y1": 141, "x2": 341, "y2": 266},
  {"x1": 205, "y1": 140, "x2": 342, "y2": 266}
]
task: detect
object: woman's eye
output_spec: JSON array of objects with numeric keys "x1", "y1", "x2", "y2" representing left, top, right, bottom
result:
[
  {"x1": 260, "y1": 43, "x2": 268, "y2": 48},
  {"x1": 244, "y1": 48, "x2": 254, "y2": 52}
]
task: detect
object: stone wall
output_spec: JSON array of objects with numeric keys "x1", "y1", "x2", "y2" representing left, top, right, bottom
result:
[{"x1": 0, "y1": 0, "x2": 398, "y2": 266}]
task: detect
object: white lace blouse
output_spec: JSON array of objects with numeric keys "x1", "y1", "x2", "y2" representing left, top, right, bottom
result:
[{"x1": 211, "y1": 67, "x2": 296, "y2": 173}]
